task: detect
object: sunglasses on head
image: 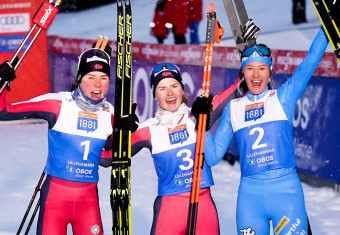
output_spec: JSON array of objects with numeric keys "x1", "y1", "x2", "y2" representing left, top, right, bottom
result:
[
  {"x1": 151, "y1": 63, "x2": 180, "y2": 78},
  {"x1": 241, "y1": 44, "x2": 271, "y2": 58}
]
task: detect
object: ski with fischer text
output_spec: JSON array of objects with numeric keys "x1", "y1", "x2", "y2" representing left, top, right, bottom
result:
[
  {"x1": 311, "y1": 0, "x2": 340, "y2": 63},
  {"x1": 110, "y1": 0, "x2": 133, "y2": 234}
]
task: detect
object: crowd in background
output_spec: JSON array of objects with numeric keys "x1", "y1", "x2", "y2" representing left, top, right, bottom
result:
[
  {"x1": 151, "y1": 0, "x2": 203, "y2": 45},
  {"x1": 151, "y1": 0, "x2": 308, "y2": 45}
]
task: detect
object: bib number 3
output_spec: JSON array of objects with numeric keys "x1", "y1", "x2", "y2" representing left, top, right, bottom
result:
[{"x1": 177, "y1": 149, "x2": 193, "y2": 171}]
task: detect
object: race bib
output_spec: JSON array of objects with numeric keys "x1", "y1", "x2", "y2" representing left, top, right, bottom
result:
[
  {"x1": 245, "y1": 102, "x2": 264, "y2": 122},
  {"x1": 168, "y1": 124, "x2": 189, "y2": 145},
  {"x1": 77, "y1": 111, "x2": 98, "y2": 132}
]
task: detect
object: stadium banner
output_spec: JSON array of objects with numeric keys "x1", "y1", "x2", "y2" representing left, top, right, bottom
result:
[
  {"x1": 0, "y1": 0, "x2": 50, "y2": 103},
  {"x1": 49, "y1": 36, "x2": 340, "y2": 184}
]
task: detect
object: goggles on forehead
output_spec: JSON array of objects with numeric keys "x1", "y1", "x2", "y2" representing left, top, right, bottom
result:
[
  {"x1": 241, "y1": 44, "x2": 271, "y2": 58},
  {"x1": 151, "y1": 63, "x2": 180, "y2": 78},
  {"x1": 241, "y1": 44, "x2": 273, "y2": 71},
  {"x1": 150, "y1": 63, "x2": 183, "y2": 97}
]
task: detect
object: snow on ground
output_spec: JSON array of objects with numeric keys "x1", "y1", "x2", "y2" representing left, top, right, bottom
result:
[
  {"x1": 0, "y1": 0, "x2": 339, "y2": 234},
  {"x1": 0, "y1": 122, "x2": 340, "y2": 235}
]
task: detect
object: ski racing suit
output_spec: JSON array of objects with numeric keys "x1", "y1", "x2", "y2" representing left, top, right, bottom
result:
[
  {"x1": 204, "y1": 27, "x2": 328, "y2": 235},
  {"x1": 0, "y1": 90, "x2": 114, "y2": 235},
  {"x1": 131, "y1": 81, "x2": 240, "y2": 235}
]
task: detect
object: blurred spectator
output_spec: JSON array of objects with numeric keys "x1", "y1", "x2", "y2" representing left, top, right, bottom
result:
[
  {"x1": 188, "y1": 0, "x2": 203, "y2": 44},
  {"x1": 150, "y1": 0, "x2": 189, "y2": 44},
  {"x1": 292, "y1": 0, "x2": 307, "y2": 24},
  {"x1": 151, "y1": 0, "x2": 169, "y2": 44},
  {"x1": 165, "y1": 0, "x2": 189, "y2": 44}
]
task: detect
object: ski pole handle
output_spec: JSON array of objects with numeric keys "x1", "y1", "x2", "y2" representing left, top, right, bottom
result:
[
  {"x1": 32, "y1": 0, "x2": 60, "y2": 30},
  {"x1": 187, "y1": 3, "x2": 224, "y2": 235},
  {"x1": 0, "y1": 0, "x2": 62, "y2": 94},
  {"x1": 206, "y1": 3, "x2": 217, "y2": 45}
]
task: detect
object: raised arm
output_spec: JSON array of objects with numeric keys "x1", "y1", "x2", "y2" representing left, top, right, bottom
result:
[
  {"x1": 210, "y1": 78, "x2": 240, "y2": 126},
  {"x1": 204, "y1": 102, "x2": 234, "y2": 166},
  {"x1": 278, "y1": 26, "x2": 329, "y2": 120}
]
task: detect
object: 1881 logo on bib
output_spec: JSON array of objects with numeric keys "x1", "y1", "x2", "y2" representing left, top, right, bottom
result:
[
  {"x1": 245, "y1": 102, "x2": 264, "y2": 121},
  {"x1": 77, "y1": 111, "x2": 98, "y2": 132},
  {"x1": 168, "y1": 124, "x2": 189, "y2": 145}
]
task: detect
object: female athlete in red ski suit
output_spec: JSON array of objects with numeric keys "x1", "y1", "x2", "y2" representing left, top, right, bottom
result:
[
  {"x1": 0, "y1": 43, "x2": 137, "y2": 235},
  {"x1": 130, "y1": 63, "x2": 240, "y2": 235}
]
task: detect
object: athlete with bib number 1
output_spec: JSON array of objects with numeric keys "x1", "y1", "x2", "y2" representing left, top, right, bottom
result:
[{"x1": 0, "y1": 37, "x2": 138, "y2": 235}]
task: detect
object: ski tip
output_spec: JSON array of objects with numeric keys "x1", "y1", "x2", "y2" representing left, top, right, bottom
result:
[
  {"x1": 100, "y1": 37, "x2": 109, "y2": 50},
  {"x1": 55, "y1": 0, "x2": 62, "y2": 6},
  {"x1": 94, "y1": 35, "x2": 104, "y2": 49}
]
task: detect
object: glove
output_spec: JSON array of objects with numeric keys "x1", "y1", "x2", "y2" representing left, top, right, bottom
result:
[
  {"x1": 191, "y1": 94, "x2": 213, "y2": 131},
  {"x1": 0, "y1": 61, "x2": 16, "y2": 90},
  {"x1": 114, "y1": 103, "x2": 139, "y2": 133},
  {"x1": 242, "y1": 19, "x2": 260, "y2": 42}
]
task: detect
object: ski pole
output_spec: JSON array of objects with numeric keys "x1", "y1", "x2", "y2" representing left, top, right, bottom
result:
[
  {"x1": 24, "y1": 200, "x2": 40, "y2": 235},
  {"x1": 17, "y1": 34, "x2": 108, "y2": 235},
  {"x1": 17, "y1": 171, "x2": 46, "y2": 235},
  {"x1": 187, "y1": 3, "x2": 224, "y2": 235},
  {"x1": 0, "y1": 0, "x2": 62, "y2": 94}
]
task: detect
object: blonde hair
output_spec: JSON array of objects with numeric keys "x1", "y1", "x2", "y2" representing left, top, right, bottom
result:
[{"x1": 182, "y1": 94, "x2": 189, "y2": 105}]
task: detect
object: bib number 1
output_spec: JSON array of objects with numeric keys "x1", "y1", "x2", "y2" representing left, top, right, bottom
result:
[{"x1": 80, "y1": 140, "x2": 90, "y2": 160}]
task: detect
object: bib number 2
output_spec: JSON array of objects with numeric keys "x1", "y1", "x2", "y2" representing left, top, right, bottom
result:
[{"x1": 249, "y1": 127, "x2": 267, "y2": 150}]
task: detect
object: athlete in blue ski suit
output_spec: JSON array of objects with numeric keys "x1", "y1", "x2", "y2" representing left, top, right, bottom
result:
[{"x1": 202, "y1": 27, "x2": 328, "y2": 235}]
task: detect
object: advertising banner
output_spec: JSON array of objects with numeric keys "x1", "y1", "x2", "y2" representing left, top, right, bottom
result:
[
  {"x1": 290, "y1": 75, "x2": 340, "y2": 183},
  {"x1": 50, "y1": 52, "x2": 228, "y2": 122},
  {"x1": 0, "y1": 0, "x2": 50, "y2": 103},
  {"x1": 49, "y1": 36, "x2": 340, "y2": 183}
]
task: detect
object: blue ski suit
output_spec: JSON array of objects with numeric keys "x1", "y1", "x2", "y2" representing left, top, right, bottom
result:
[{"x1": 204, "y1": 27, "x2": 328, "y2": 235}]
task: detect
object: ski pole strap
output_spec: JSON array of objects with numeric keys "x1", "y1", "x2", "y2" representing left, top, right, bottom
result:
[{"x1": 214, "y1": 20, "x2": 224, "y2": 44}]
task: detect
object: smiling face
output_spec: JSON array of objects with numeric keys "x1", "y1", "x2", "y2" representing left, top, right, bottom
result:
[
  {"x1": 154, "y1": 78, "x2": 184, "y2": 112},
  {"x1": 79, "y1": 71, "x2": 110, "y2": 100},
  {"x1": 243, "y1": 61, "x2": 271, "y2": 95}
]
